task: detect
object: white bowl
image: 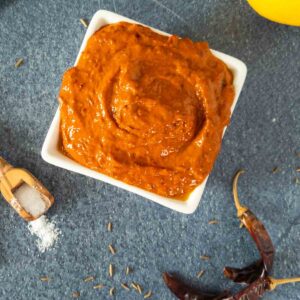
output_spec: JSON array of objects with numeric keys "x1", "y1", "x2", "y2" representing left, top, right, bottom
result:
[{"x1": 41, "y1": 10, "x2": 247, "y2": 214}]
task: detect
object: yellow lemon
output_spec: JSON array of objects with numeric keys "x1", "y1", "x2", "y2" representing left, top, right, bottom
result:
[{"x1": 248, "y1": 0, "x2": 300, "y2": 26}]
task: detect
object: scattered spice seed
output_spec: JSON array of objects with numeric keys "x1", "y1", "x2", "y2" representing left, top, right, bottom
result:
[
  {"x1": 136, "y1": 284, "x2": 142, "y2": 294},
  {"x1": 109, "y1": 287, "x2": 115, "y2": 296},
  {"x1": 200, "y1": 255, "x2": 210, "y2": 261},
  {"x1": 107, "y1": 222, "x2": 112, "y2": 232},
  {"x1": 272, "y1": 167, "x2": 280, "y2": 174},
  {"x1": 121, "y1": 283, "x2": 130, "y2": 291},
  {"x1": 83, "y1": 276, "x2": 94, "y2": 282},
  {"x1": 15, "y1": 58, "x2": 24, "y2": 68},
  {"x1": 108, "y1": 244, "x2": 116, "y2": 254},
  {"x1": 208, "y1": 220, "x2": 219, "y2": 225},
  {"x1": 295, "y1": 178, "x2": 300, "y2": 185},
  {"x1": 196, "y1": 270, "x2": 205, "y2": 278},
  {"x1": 131, "y1": 282, "x2": 139, "y2": 291},
  {"x1": 109, "y1": 264, "x2": 114, "y2": 277},
  {"x1": 79, "y1": 18, "x2": 88, "y2": 28},
  {"x1": 40, "y1": 276, "x2": 49, "y2": 282},
  {"x1": 239, "y1": 222, "x2": 244, "y2": 228},
  {"x1": 93, "y1": 284, "x2": 104, "y2": 289},
  {"x1": 72, "y1": 291, "x2": 80, "y2": 298},
  {"x1": 296, "y1": 168, "x2": 300, "y2": 172},
  {"x1": 125, "y1": 266, "x2": 131, "y2": 275},
  {"x1": 144, "y1": 290, "x2": 152, "y2": 298}
]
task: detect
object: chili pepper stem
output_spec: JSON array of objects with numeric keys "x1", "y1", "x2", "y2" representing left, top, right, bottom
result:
[
  {"x1": 269, "y1": 277, "x2": 300, "y2": 290},
  {"x1": 233, "y1": 170, "x2": 248, "y2": 218}
]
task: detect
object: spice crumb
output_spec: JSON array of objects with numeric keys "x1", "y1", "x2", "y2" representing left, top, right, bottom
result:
[
  {"x1": 93, "y1": 284, "x2": 104, "y2": 289},
  {"x1": 200, "y1": 255, "x2": 210, "y2": 261},
  {"x1": 107, "y1": 222, "x2": 112, "y2": 232},
  {"x1": 108, "y1": 244, "x2": 116, "y2": 255},
  {"x1": 272, "y1": 167, "x2": 280, "y2": 174},
  {"x1": 15, "y1": 58, "x2": 24, "y2": 68},
  {"x1": 109, "y1": 264, "x2": 114, "y2": 277},
  {"x1": 144, "y1": 290, "x2": 152, "y2": 298},
  {"x1": 296, "y1": 168, "x2": 300, "y2": 172},
  {"x1": 125, "y1": 266, "x2": 131, "y2": 275},
  {"x1": 83, "y1": 276, "x2": 94, "y2": 282},
  {"x1": 121, "y1": 283, "x2": 130, "y2": 291},
  {"x1": 239, "y1": 222, "x2": 244, "y2": 228},
  {"x1": 109, "y1": 287, "x2": 115, "y2": 296},
  {"x1": 40, "y1": 276, "x2": 49, "y2": 282},
  {"x1": 295, "y1": 178, "x2": 300, "y2": 185},
  {"x1": 72, "y1": 291, "x2": 80, "y2": 298},
  {"x1": 197, "y1": 270, "x2": 205, "y2": 278},
  {"x1": 80, "y1": 18, "x2": 88, "y2": 28},
  {"x1": 208, "y1": 220, "x2": 219, "y2": 225}
]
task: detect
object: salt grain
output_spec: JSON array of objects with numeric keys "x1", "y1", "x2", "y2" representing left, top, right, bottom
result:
[
  {"x1": 14, "y1": 183, "x2": 47, "y2": 217},
  {"x1": 28, "y1": 215, "x2": 60, "y2": 252}
]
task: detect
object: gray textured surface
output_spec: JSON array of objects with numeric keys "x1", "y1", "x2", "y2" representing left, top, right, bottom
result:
[{"x1": 0, "y1": 0, "x2": 299, "y2": 299}]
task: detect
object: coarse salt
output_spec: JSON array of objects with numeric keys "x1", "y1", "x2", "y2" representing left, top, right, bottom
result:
[
  {"x1": 14, "y1": 183, "x2": 47, "y2": 217},
  {"x1": 28, "y1": 215, "x2": 60, "y2": 252}
]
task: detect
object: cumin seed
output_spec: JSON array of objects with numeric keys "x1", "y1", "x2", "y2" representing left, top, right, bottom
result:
[
  {"x1": 109, "y1": 287, "x2": 115, "y2": 296},
  {"x1": 79, "y1": 18, "x2": 88, "y2": 28},
  {"x1": 15, "y1": 58, "x2": 24, "y2": 68},
  {"x1": 40, "y1": 276, "x2": 49, "y2": 282},
  {"x1": 72, "y1": 291, "x2": 80, "y2": 298},
  {"x1": 136, "y1": 284, "x2": 142, "y2": 294},
  {"x1": 108, "y1": 244, "x2": 116, "y2": 255},
  {"x1": 83, "y1": 276, "x2": 94, "y2": 282},
  {"x1": 197, "y1": 270, "x2": 205, "y2": 278},
  {"x1": 93, "y1": 284, "x2": 104, "y2": 289},
  {"x1": 107, "y1": 222, "x2": 112, "y2": 232},
  {"x1": 200, "y1": 255, "x2": 210, "y2": 261},
  {"x1": 208, "y1": 220, "x2": 219, "y2": 225},
  {"x1": 121, "y1": 283, "x2": 130, "y2": 291},
  {"x1": 125, "y1": 266, "x2": 131, "y2": 275},
  {"x1": 144, "y1": 290, "x2": 152, "y2": 298},
  {"x1": 109, "y1": 264, "x2": 114, "y2": 277}
]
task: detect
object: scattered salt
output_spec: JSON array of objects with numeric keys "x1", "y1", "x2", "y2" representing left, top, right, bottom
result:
[
  {"x1": 28, "y1": 215, "x2": 60, "y2": 252},
  {"x1": 14, "y1": 183, "x2": 47, "y2": 217}
]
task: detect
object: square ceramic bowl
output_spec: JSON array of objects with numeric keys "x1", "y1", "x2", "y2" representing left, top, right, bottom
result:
[{"x1": 41, "y1": 10, "x2": 247, "y2": 214}]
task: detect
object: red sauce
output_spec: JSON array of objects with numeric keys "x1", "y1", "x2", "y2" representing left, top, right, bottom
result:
[{"x1": 59, "y1": 22, "x2": 235, "y2": 199}]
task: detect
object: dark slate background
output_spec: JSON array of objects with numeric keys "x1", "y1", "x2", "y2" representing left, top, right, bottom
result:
[{"x1": 0, "y1": 0, "x2": 299, "y2": 299}]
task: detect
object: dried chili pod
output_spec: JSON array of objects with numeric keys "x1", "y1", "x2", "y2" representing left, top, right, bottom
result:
[
  {"x1": 224, "y1": 259, "x2": 265, "y2": 284},
  {"x1": 163, "y1": 272, "x2": 231, "y2": 300},
  {"x1": 230, "y1": 276, "x2": 270, "y2": 300},
  {"x1": 224, "y1": 170, "x2": 275, "y2": 284},
  {"x1": 229, "y1": 276, "x2": 300, "y2": 300}
]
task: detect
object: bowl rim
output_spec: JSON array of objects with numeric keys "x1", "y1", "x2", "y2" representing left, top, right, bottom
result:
[{"x1": 41, "y1": 10, "x2": 247, "y2": 214}]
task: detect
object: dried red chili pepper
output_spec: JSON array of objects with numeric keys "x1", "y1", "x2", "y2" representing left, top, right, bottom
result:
[
  {"x1": 223, "y1": 259, "x2": 265, "y2": 285},
  {"x1": 164, "y1": 272, "x2": 300, "y2": 300},
  {"x1": 163, "y1": 272, "x2": 231, "y2": 300},
  {"x1": 229, "y1": 276, "x2": 300, "y2": 300},
  {"x1": 223, "y1": 170, "x2": 275, "y2": 284},
  {"x1": 163, "y1": 170, "x2": 300, "y2": 300},
  {"x1": 229, "y1": 276, "x2": 269, "y2": 300}
]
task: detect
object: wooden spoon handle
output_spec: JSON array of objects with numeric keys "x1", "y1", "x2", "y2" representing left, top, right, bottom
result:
[{"x1": 0, "y1": 156, "x2": 13, "y2": 177}]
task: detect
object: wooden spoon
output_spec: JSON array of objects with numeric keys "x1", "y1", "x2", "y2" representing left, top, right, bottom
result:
[{"x1": 0, "y1": 156, "x2": 54, "y2": 221}]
